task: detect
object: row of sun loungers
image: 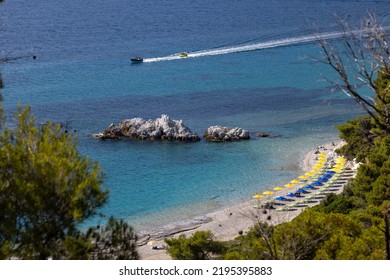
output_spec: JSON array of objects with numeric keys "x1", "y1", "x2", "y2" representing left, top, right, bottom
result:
[
  {"x1": 276, "y1": 168, "x2": 356, "y2": 211},
  {"x1": 253, "y1": 153, "x2": 358, "y2": 213}
]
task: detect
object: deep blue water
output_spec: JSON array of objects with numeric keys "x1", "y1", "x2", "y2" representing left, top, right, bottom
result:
[{"x1": 1, "y1": 0, "x2": 389, "y2": 232}]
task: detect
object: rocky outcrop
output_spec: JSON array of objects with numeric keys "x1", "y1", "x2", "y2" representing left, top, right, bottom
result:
[
  {"x1": 203, "y1": 126, "x2": 250, "y2": 142},
  {"x1": 96, "y1": 123, "x2": 123, "y2": 140},
  {"x1": 94, "y1": 115, "x2": 200, "y2": 141}
]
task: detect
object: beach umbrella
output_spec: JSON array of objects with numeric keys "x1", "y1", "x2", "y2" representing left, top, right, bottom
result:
[
  {"x1": 326, "y1": 171, "x2": 336, "y2": 174},
  {"x1": 312, "y1": 181, "x2": 323, "y2": 186},
  {"x1": 332, "y1": 168, "x2": 343, "y2": 173},
  {"x1": 318, "y1": 178, "x2": 328, "y2": 182},
  {"x1": 290, "y1": 179, "x2": 300, "y2": 184},
  {"x1": 275, "y1": 196, "x2": 287, "y2": 201},
  {"x1": 298, "y1": 175, "x2": 309, "y2": 179},
  {"x1": 252, "y1": 194, "x2": 263, "y2": 208},
  {"x1": 284, "y1": 183, "x2": 294, "y2": 188},
  {"x1": 286, "y1": 193, "x2": 296, "y2": 197},
  {"x1": 304, "y1": 185, "x2": 316, "y2": 190},
  {"x1": 296, "y1": 188, "x2": 308, "y2": 193},
  {"x1": 273, "y1": 186, "x2": 284, "y2": 191},
  {"x1": 263, "y1": 191, "x2": 274, "y2": 195}
]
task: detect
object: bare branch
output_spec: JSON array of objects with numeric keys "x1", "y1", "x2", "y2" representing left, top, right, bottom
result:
[{"x1": 316, "y1": 13, "x2": 390, "y2": 133}]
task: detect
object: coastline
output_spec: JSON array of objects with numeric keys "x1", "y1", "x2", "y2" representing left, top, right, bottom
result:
[{"x1": 137, "y1": 140, "x2": 354, "y2": 260}]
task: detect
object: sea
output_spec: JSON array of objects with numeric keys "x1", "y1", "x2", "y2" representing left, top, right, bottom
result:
[{"x1": 0, "y1": 0, "x2": 389, "y2": 234}]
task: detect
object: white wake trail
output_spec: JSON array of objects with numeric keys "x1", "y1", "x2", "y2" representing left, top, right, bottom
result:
[{"x1": 142, "y1": 29, "x2": 383, "y2": 63}]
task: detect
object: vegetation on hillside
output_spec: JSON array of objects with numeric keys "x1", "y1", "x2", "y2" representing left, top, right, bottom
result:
[{"x1": 0, "y1": 107, "x2": 139, "y2": 259}]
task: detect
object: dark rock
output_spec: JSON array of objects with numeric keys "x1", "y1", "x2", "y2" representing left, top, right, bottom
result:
[{"x1": 256, "y1": 132, "x2": 271, "y2": 138}]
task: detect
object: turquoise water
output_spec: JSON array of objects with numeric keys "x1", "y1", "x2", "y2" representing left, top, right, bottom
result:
[{"x1": 1, "y1": 0, "x2": 389, "y2": 232}]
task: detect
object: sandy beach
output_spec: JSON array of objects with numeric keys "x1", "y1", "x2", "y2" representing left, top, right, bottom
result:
[{"x1": 136, "y1": 140, "x2": 357, "y2": 260}]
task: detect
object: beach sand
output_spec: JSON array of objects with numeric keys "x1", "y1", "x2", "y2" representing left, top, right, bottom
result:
[{"x1": 137, "y1": 140, "x2": 356, "y2": 260}]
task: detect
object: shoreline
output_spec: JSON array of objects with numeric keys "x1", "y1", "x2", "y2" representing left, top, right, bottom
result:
[{"x1": 137, "y1": 140, "x2": 354, "y2": 259}]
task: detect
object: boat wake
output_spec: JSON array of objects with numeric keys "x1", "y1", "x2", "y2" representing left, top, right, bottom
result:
[
  {"x1": 143, "y1": 31, "x2": 345, "y2": 63},
  {"x1": 143, "y1": 28, "x2": 389, "y2": 63}
]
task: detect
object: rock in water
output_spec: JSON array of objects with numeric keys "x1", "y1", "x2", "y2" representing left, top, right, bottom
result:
[
  {"x1": 94, "y1": 115, "x2": 200, "y2": 142},
  {"x1": 203, "y1": 126, "x2": 250, "y2": 142},
  {"x1": 256, "y1": 132, "x2": 270, "y2": 138}
]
